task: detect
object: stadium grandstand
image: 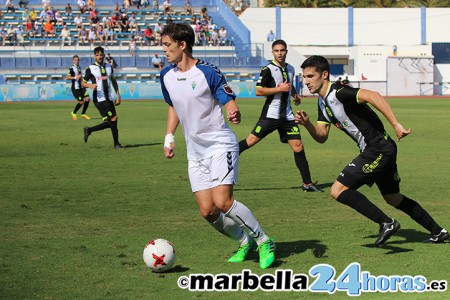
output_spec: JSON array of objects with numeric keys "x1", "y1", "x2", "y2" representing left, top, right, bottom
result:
[
  {"x1": 0, "y1": 0, "x2": 264, "y2": 90},
  {"x1": 1, "y1": 1, "x2": 450, "y2": 100}
]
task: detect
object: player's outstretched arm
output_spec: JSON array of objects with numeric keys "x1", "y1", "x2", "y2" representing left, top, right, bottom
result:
[
  {"x1": 295, "y1": 110, "x2": 330, "y2": 143},
  {"x1": 357, "y1": 89, "x2": 412, "y2": 141},
  {"x1": 164, "y1": 106, "x2": 179, "y2": 159}
]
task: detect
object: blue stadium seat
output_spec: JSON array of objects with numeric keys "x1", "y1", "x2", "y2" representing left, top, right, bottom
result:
[
  {"x1": 31, "y1": 57, "x2": 46, "y2": 68},
  {"x1": 15, "y1": 57, "x2": 31, "y2": 68}
]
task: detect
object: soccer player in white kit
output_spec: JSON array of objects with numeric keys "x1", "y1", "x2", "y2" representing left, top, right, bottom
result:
[{"x1": 160, "y1": 23, "x2": 275, "y2": 269}]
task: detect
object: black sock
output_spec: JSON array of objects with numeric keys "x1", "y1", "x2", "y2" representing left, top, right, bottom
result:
[
  {"x1": 81, "y1": 101, "x2": 90, "y2": 114},
  {"x1": 73, "y1": 103, "x2": 82, "y2": 114},
  {"x1": 108, "y1": 120, "x2": 119, "y2": 145},
  {"x1": 337, "y1": 189, "x2": 391, "y2": 224},
  {"x1": 90, "y1": 121, "x2": 109, "y2": 133},
  {"x1": 238, "y1": 139, "x2": 249, "y2": 154},
  {"x1": 294, "y1": 151, "x2": 312, "y2": 184},
  {"x1": 396, "y1": 196, "x2": 442, "y2": 235}
]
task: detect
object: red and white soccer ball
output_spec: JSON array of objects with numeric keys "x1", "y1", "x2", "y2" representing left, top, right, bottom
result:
[{"x1": 143, "y1": 239, "x2": 176, "y2": 272}]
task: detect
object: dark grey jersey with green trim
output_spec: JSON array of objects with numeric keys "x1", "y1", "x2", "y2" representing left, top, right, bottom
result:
[
  {"x1": 317, "y1": 83, "x2": 387, "y2": 152},
  {"x1": 256, "y1": 61, "x2": 295, "y2": 120}
]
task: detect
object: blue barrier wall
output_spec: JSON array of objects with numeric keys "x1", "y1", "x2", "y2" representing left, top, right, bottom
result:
[{"x1": 0, "y1": 81, "x2": 257, "y2": 102}]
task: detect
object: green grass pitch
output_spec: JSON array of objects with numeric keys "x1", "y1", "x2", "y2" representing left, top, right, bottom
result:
[{"x1": 0, "y1": 97, "x2": 449, "y2": 299}]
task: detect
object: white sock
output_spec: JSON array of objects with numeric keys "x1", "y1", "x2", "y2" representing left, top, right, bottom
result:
[
  {"x1": 211, "y1": 212, "x2": 249, "y2": 245},
  {"x1": 225, "y1": 200, "x2": 269, "y2": 245}
]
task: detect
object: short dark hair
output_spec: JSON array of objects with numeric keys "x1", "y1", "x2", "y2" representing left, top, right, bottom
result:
[
  {"x1": 72, "y1": 55, "x2": 79, "y2": 59},
  {"x1": 93, "y1": 46, "x2": 104, "y2": 55},
  {"x1": 272, "y1": 39, "x2": 287, "y2": 49},
  {"x1": 161, "y1": 22, "x2": 195, "y2": 54},
  {"x1": 301, "y1": 55, "x2": 330, "y2": 75}
]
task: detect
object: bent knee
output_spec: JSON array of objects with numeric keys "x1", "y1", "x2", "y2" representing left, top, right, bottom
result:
[{"x1": 383, "y1": 193, "x2": 403, "y2": 207}]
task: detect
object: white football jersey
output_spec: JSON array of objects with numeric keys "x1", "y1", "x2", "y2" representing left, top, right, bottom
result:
[{"x1": 161, "y1": 60, "x2": 238, "y2": 160}]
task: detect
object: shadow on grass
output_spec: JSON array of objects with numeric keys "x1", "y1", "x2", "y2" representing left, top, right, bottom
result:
[
  {"x1": 361, "y1": 228, "x2": 432, "y2": 254},
  {"x1": 159, "y1": 265, "x2": 190, "y2": 274},
  {"x1": 235, "y1": 182, "x2": 333, "y2": 192},
  {"x1": 248, "y1": 239, "x2": 329, "y2": 268},
  {"x1": 124, "y1": 143, "x2": 162, "y2": 148}
]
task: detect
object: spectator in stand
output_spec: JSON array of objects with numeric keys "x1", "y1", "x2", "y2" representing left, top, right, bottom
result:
[
  {"x1": 132, "y1": 0, "x2": 140, "y2": 9},
  {"x1": 55, "y1": 9, "x2": 64, "y2": 26},
  {"x1": 0, "y1": 26, "x2": 6, "y2": 46},
  {"x1": 47, "y1": 7, "x2": 56, "y2": 24},
  {"x1": 105, "y1": 53, "x2": 117, "y2": 68},
  {"x1": 211, "y1": 28, "x2": 219, "y2": 46},
  {"x1": 6, "y1": 0, "x2": 16, "y2": 13},
  {"x1": 25, "y1": 18, "x2": 34, "y2": 37},
  {"x1": 78, "y1": 24, "x2": 87, "y2": 44},
  {"x1": 0, "y1": 9, "x2": 3, "y2": 20},
  {"x1": 113, "y1": 2, "x2": 120, "y2": 13},
  {"x1": 15, "y1": 25, "x2": 25, "y2": 46},
  {"x1": 140, "y1": 0, "x2": 149, "y2": 9},
  {"x1": 200, "y1": 4, "x2": 208, "y2": 19},
  {"x1": 44, "y1": 18, "x2": 55, "y2": 37},
  {"x1": 42, "y1": 0, "x2": 50, "y2": 10},
  {"x1": 65, "y1": 3, "x2": 72, "y2": 18},
  {"x1": 129, "y1": 36, "x2": 136, "y2": 56},
  {"x1": 152, "y1": 0, "x2": 159, "y2": 14},
  {"x1": 134, "y1": 25, "x2": 143, "y2": 46},
  {"x1": 74, "y1": 13, "x2": 83, "y2": 30},
  {"x1": 77, "y1": 0, "x2": 87, "y2": 14},
  {"x1": 90, "y1": 10, "x2": 100, "y2": 28},
  {"x1": 218, "y1": 26, "x2": 227, "y2": 45},
  {"x1": 119, "y1": 12, "x2": 129, "y2": 32},
  {"x1": 29, "y1": 8, "x2": 37, "y2": 23},
  {"x1": 87, "y1": 0, "x2": 96, "y2": 12},
  {"x1": 96, "y1": 24, "x2": 105, "y2": 45},
  {"x1": 104, "y1": 24, "x2": 114, "y2": 45},
  {"x1": 128, "y1": 13, "x2": 137, "y2": 30},
  {"x1": 123, "y1": 0, "x2": 130, "y2": 9},
  {"x1": 267, "y1": 29, "x2": 275, "y2": 42},
  {"x1": 194, "y1": 21, "x2": 201, "y2": 45},
  {"x1": 102, "y1": 13, "x2": 110, "y2": 28},
  {"x1": 153, "y1": 21, "x2": 162, "y2": 44},
  {"x1": 144, "y1": 26, "x2": 154, "y2": 45},
  {"x1": 185, "y1": 0, "x2": 193, "y2": 15},
  {"x1": 7, "y1": 24, "x2": 16, "y2": 45},
  {"x1": 33, "y1": 21, "x2": 42, "y2": 36},
  {"x1": 110, "y1": 13, "x2": 119, "y2": 29},
  {"x1": 38, "y1": 8, "x2": 47, "y2": 25},
  {"x1": 163, "y1": 0, "x2": 172, "y2": 15},
  {"x1": 119, "y1": 4, "x2": 127, "y2": 14},
  {"x1": 19, "y1": 0, "x2": 29, "y2": 8},
  {"x1": 151, "y1": 53, "x2": 163, "y2": 70},
  {"x1": 60, "y1": 24, "x2": 72, "y2": 46},
  {"x1": 88, "y1": 25, "x2": 96, "y2": 45},
  {"x1": 22, "y1": 8, "x2": 30, "y2": 22}
]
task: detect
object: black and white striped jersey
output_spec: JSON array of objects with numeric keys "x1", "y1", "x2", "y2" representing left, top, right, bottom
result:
[
  {"x1": 68, "y1": 64, "x2": 82, "y2": 90},
  {"x1": 83, "y1": 62, "x2": 114, "y2": 103},
  {"x1": 256, "y1": 61, "x2": 296, "y2": 120},
  {"x1": 317, "y1": 83, "x2": 387, "y2": 152}
]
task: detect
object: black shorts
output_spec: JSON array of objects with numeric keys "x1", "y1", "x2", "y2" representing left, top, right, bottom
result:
[
  {"x1": 72, "y1": 88, "x2": 89, "y2": 101},
  {"x1": 94, "y1": 100, "x2": 117, "y2": 121},
  {"x1": 250, "y1": 118, "x2": 301, "y2": 143},
  {"x1": 336, "y1": 138, "x2": 401, "y2": 195}
]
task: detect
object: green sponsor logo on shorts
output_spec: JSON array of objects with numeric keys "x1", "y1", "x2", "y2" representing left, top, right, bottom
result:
[
  {"x1": 362, "y1": 153, "x2": 383, "y2": 173},
  {"x1": 287, "y1": 126, "x2": 299, "y2": 135},
  {"x1": 255, "y1": 126, "x2": 261, "y2": 133}
]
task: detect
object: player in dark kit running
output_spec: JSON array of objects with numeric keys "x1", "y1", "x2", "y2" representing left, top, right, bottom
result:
[
  {"x1": 295, "y1": 55, "x2": 448, "y2": 246},
  {"x1": 238, "y1": 40, "x2": 323, "y2": 192},
  {"x1": 82, "y1": 46, "x2": 123, "y2": 149},
  {"x1": 67, "y1": 55, "x2": 91, "y2": 120}
]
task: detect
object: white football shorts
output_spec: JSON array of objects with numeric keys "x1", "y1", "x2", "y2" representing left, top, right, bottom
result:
[{"x1": 188, "y1": 151, "x2": 238, "y2": 192}]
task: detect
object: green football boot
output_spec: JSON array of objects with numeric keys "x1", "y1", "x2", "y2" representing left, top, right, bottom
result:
[
  {"x1": 258, "y1": 238, "x2": 275, "y2": 269},
  {"x1": 228, "y1": 240, "x2": 256, "y2": 263}
]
